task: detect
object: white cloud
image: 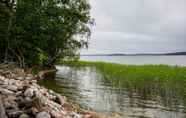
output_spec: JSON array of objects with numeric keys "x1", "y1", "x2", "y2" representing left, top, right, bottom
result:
[{"x1": 82, "y1": 0, "x2": 186, "y2": 54}]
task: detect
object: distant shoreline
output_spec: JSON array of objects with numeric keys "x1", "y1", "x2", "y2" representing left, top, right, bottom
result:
[{"x1": 81, "y1": 52, "x2": 186, "y2": 56}]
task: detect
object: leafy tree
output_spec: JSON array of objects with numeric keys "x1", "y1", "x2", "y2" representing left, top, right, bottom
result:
[
  {"x1": 0, "y1": 0, "x2": 93, "y2": 69},
  {"x1": 0, "y1": 0, "x2": 15, "y2": 63}
]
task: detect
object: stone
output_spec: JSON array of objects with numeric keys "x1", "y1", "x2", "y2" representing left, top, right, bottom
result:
[
  {"x1": 0, "y1": 87, "x2": 14, "y2": 95},
  {"x1": 31, "y1": 107, "x2": 39, "y2": 115},
  {"x1": 27, "y1": 74, "x2": 33, "y2": 77},
  {"x1": 18, "y1": 97, "x2": 32, "y2": 109},
  {"x1": 19, "y1": 114, "x2": 30, "y2": 118},
  {"x1": 6, "y1": 85, "x2": 18, "y2": 92},
  {"x1": 0, "y1": 66, "x2": 91, "y2": 118},
  {"x1": 56, "y1": 95, "x2": 66, "y2": 105},
  {"x1": 50, "y1": 110, "x2": 64, "y2": 118},
  {"x1": 0, "y1": 96, "x2": 8, "y2": 118},
  {"x1": 24, "y1": 88, "x2": 35, "y2": 98},
  {"x1": 17, "y1": 77, "x2": 24, "y2": 80},
  {"x1": 7, "y1": 110, "x2": 23, "y2": 118},
  {"x1": 36, "y1": 112, "x2": 51, "y2": 118},
  {"x1": 70, "y1": 112, "x2": 83, "y2": 118},
  {"x1": 4, "y1": 96, "x2": 18, "y2": 109},
  {"x1": 25, "y1": 77, "x2": 32, "y2": 80},
  {"x1": 16, "y1": 91, "x2": 23, "y2": 96}
]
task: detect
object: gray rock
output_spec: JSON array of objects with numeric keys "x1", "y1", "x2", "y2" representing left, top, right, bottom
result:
[
  {"x1": 18, "y1": 97, "x2": 32, "y2": 108},
  {"x1": 0, "y1": 96, "x2": 8, "y2": 118},
  {"x1": 25, "y1": 77, "x2": 32, "y2": 80},
  {"x1": 17, "y1": 77, "x2": 24, "y2": 80},
  {"x1": 6, "y1": 85, "x2": 18, "y2": 92},
  {"x1": 70, "y1": 112, "x2": 83, "y2": 118},
  {"x1": 19, "y1": 114, "x2": 30, "y2": 118},
  {"x1": 36, "y1": 112, "x2": 51, "y2": 118},
  {"x1": 24, "y1": 88, "x2": 34, "y2": 98},
  {"x1": 4, "y1": 99, "x2": 18, "y2": 109},
  {"x1": 16, "y1": 91, "x2": 23, "y2": 96},
  {"x1": 0, "y1": 87, "x2": 14, "y2": 95},
  {"x1": 7, "y1": 110, "x2": 23, "y2": 118}
]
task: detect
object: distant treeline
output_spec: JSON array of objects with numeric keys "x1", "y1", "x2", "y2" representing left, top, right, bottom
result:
[{"x1": 81, "y1": 52, "x2": 186, "y2": 56}]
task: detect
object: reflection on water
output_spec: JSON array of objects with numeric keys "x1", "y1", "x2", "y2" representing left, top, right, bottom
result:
[{"x1": 40, "y1": 66, "x2": 186, "y2": 118}]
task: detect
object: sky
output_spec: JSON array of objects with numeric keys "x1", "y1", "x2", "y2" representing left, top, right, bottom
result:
[{"x1": 81, "y1": 0, "x2": 186, "y2": 54}]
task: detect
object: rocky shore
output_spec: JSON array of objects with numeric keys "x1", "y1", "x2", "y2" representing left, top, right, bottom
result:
[{"x1": 0, "y1": 65, "x2": 115, "y2": 118}]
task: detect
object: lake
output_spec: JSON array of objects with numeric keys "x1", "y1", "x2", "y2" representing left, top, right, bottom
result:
[
  {"x1": 40, "y1": 56, "x2": 186, "y2": 118},
  {"x1": 80, "y1": 55, "x2": 186, "y2": 66}
]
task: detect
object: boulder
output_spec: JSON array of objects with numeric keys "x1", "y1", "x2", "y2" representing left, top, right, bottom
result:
[
  {"x1": 24, "y1": 88, "x2": 35, "y2": 98},
  {"x1": 0, "y1": 87, "x2": 14, "y2": 95},
  {"x1": 5, "y1": 85, "x2": 18, "y2": 92},
  {"x1": 36, "y1": 112, "x2": 51, "y2": 118},
  {"x1": 4, "y1": 96, "x2": 18, "y2": 109},
  {"x1": 7, "y1": 110, "x2": 23, "y2": 118}
]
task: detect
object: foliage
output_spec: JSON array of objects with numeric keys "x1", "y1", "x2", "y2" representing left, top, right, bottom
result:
[
  {"x1": 61, "y1": 61, "x2": 186, "y2": 81},
  {"x1": 54, "y1": 61, "x2": 186, "y2": 110},
  {"x1": 0, "y1": 0, "x2": 93, "y2": 68}
]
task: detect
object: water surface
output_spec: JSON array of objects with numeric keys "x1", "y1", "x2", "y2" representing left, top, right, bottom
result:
[
  {"x1": 40, "y1": 65, "x2": 186, "y2": 118},
  {"x1": 80, "y1": 55, "x2": 186, "y2": 66}
]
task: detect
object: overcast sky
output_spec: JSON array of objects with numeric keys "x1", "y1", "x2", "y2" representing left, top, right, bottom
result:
[{"x1": 81, "y1": 0, "x2": 186, "y2": 54}]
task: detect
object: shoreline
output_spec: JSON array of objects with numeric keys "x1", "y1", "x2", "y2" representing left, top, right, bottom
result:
[{"x1": 0, "y1": 65, "x2": 117, "y2": 118}]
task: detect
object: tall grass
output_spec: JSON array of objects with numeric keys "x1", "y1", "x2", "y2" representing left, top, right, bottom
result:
[{"x1": 61, "y1": 61, "x2": 186, "y2": 81}]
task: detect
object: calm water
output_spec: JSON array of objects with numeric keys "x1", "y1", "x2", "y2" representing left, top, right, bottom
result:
[
  {"x1": 40, "y1": 56, "x2": 186, "y2": 118},
  {"x1": 80, "y1": 55, "x2": 186, "y2": 66}
]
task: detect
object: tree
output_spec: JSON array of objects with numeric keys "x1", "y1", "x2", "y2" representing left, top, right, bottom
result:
[
  {"x1": 0, "y1": 0, "x2": 93, "y2": 68},
  {"x1": 0, "y1": 0, "x2": 15, "y2": 63}
]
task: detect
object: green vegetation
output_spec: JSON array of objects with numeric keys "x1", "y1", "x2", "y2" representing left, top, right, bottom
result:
[
  {"x1": 57, "y1": 61, "x2": 186, "y2": 109},
  {"x1": 0, "y1": 0, "x2": 93, "y2": 68},
  {"x1": 61, "y1": 61, "x2": 186, "y2": 81}
]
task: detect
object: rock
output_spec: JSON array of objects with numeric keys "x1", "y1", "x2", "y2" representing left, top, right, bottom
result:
[
  {"x1": 24, "y1": 88, "x2": 35, "y2": 98},
  {"x1": 25, "y1": 77, "x2": 32, "y2": 80},
  {"x1": 0, "y1": 66, "x2": 94, "y2": 118},
  {"x1": 19, "y1": 114, "x2": 30, "y2": 118},
  {"x1": 16, "y1": 91, "x2": 23, "y2": 96},
  {"x1": 55, "y1": 95, "x2": 66, "y2": 105},
  {"x1": 0, "y1": 96, "x2": 8, "y2": 118},
  {"x1": 36, "y1": 112, "x2": 51, "y2": 118},
  {"x1": 6, "y1": 85, "x2": 18, "y2": 92},
  {"x1": 27, "y1": 74, "x2": 33, "y2": 77},
  {"x1": 70, "y1": 112, "x2": 83, "y2": 118},
  {"x1": 31, "y1": 107, "x2": 39, "y2": 115},
  {"x1": 4, "y1": 96, "x2": 18, "y2": 109},
  {"x1": 7, "y1": 110, "x2": 23, "y2": 118},
  {"x1": 17, "y1": 76, "x2": 24, "y2": 80},
  {"x1": 0, "y1": 87, "x2": 14, "y2": 95},
  {"x1": 18, "y1": 97, "x2": 32, "y2": 109},
  {"x1": 50, "y1": 110, "x2": 64, "y2": 118}
]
